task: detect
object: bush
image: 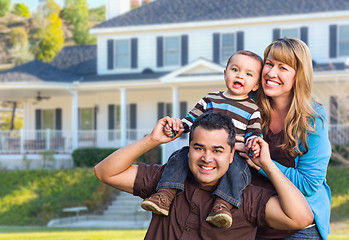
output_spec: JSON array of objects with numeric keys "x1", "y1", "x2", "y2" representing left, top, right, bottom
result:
[
  {"x1": 72, "y1": 148, "x2": 117, "y2": 167},
  {"x1": 72, "y1": 146, "x2": 162, "y2": 167}
]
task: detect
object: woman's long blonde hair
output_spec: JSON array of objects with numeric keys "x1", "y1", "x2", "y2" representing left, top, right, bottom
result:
[{"x1": 257, "y1": 37, "x2": 321, "y2": 157}]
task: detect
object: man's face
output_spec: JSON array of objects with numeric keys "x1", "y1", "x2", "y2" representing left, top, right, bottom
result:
[{"x1": 188, "y1": 126, "x2": 234, "y2": 187}]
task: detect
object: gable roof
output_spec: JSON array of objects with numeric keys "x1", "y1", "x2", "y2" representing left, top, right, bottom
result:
[
  {"x1": 0, "y1": 60, "x2": 79, "y2": 83},
  {"x1": 94, "y1": 0, "x2": 349, "y2": 29},
  {"x1": 50, "y1": 45, "x2": 97, "y2": 75}
]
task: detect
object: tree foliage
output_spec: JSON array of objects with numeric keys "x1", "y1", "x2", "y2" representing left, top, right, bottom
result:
[
  {"x1": 63, "y1": 0, "x2": 96, "y2": 45},
  {"x1": 34, "y1": 13, "x2": 64, "y2": 62},
  {"x1": 41, "y1": 0, "x2": 61, "y2": 17},
  {"x1": 9, "y1": 27, "x2": 28, "y2": 46},
  {"x1": 12, "y1": 3, "x2": 30, "y2": 17},
  {"x1": 0, "y1": 0, "x2": 11, "y2": 17}
]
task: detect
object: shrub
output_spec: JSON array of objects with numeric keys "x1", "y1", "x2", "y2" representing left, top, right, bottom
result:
[
  {"x1": 72, "y1": 148, "x2": 117, "y2": 167},
  {"x1": 72, "y1": 146, "x2": 162, "y2": 167}
]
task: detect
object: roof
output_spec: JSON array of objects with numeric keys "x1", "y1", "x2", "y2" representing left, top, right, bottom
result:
[
  {"x1": 81, "y1": 71, "x2": 169, "y2": 82},
  {"x1": 94, "y1": 0, "x2": 349, "y2": 29},
  {"x1": 0, "y1": 60, "x2": 79, "y2": 83},
  {"x1": 50, "y1": 45, "x2": 97, "y2": 75}
]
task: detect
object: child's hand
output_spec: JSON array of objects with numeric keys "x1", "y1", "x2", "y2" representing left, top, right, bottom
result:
[
  {"x1": 248, "y1": 141, "x2": 260, "y2": 158},
  {"x1": 163, "y1": 117, "x2": 184, "y2": 138}
]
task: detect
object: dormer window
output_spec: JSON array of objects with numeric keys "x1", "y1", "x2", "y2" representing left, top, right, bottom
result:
[
  {"x1": 115, "y1": 40, "x2": 130, "y2": 69},
  {"x1": 213, "y1": 32, "x2": 244, "y2": 65},
  {"x1": 107, "y1": 38, "x2": 138, "y2": 70},
  {"x1": 164, "y1": 36, "x2": 180, "y2": 66},
  {"x1": 339, "y1": 25, "x2": 349, "y2": 57},
  {"x1": 157, "y1": 35, "x2": 188, "y2": 68}
]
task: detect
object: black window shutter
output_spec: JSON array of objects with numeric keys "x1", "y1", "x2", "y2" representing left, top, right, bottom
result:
[
  {"x1": 181, "y1": 35, "x2": 188, "y2": 66},
  {"x1": 157, "y1": 37, "x2": 163, "y2": 67},
  {"x1": 273, "y1": 28, "x2": 280, "y2": 40},
  {"x1": 55, "y1": 108, "x2": 62, "y2": 130},
  {"x1": 180, "y1": 101, "x2": 187, "y2": 119},
  {"x1": 94, "y1": 106, "x2": 98, "y2": 130},
  {"x1": 107, "y1": 39, "x2": 114, "y2": 70},
  {"x1": 236, "y1": 31, "x2": 244, "y2": 51},
  {"x1": 300, "y1": 27, "x2": 308, "y2": 45},
  {"x1": 131, "y1": 38, "x2": 138, "y2": 69},
  {"x1": 329, "y1": 25, "x2": 337, "y2": 59},
  {"x1": 157, "y1": 102, "x2": 164, "y2": 120},
  {"x1": 35, "y1": 109, "x2": 42, "y2": 130},
  {"x1": 108, "y1": 104, "x2": 115, "y2": 140},
  {"x1": 130, "y1": 104, "x2": 137, "y2": 129},
  {"x1": 213, "y1": 33, "x2": 220, "y2": 64}
]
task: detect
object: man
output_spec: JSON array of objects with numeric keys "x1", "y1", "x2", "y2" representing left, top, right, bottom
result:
[{"x1": 94, "y1": 111, "x2": 313, "y2": 239}]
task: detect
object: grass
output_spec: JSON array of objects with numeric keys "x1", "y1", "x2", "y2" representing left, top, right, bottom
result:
[
  {"x1": 0, "y1": 227, "x2": 346, "y2": 240},
  {"x1": 0, "y1": 227, "x2": 146, "y2": 239}
]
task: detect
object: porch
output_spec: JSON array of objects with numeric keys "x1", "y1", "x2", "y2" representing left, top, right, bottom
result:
[
  {"x1": 0, "y1": 129, "x2": 188, "y2": 166},
  {"x1": 0, "y1": 124, "x2": 347, "y2": 157}
]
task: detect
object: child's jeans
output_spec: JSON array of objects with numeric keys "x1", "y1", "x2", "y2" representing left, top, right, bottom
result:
[{"x1": 156, "y1": 146, "x2": 251, "y2": 208}]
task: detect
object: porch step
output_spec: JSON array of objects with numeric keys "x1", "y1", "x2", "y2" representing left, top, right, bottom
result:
[
  {"x1": 48, "y1": 191, "x2": 152, "y2": 228},
  {"x1": 101, "y1": 192, "x2": 151, "y2": 222}
]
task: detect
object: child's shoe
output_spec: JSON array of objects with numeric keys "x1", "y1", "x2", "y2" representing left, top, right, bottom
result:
[
  {"x1": 206, "y1": 203, "x2": 232, "y2": 228},
  {"x1": 141, "y1": 189, "x2": 175, "y2": 216}
]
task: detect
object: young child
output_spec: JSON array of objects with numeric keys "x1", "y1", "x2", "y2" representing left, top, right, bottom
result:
[{"x1": 141, "y1": 50, "x2": 263, "y2": 228}]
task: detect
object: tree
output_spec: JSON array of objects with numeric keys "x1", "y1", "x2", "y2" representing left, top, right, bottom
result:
[
  {"x1": 12, "y1": 3, "x2": 30, "y2": 17},
  {"x1": 9, "y1": 43, "x2": 34, "y2": 66},
  {"x1": 9, "y1": 27, "x2": 28, "y2": 46},
  {"x1": 63, "y1": 0, "x2": 96, "y2": 45},
  {"x1": 0, "y1": 0, "x2": 11, "y2": 17},
  {"x1": 34, "y1": 13, "x2": 64, "y2": 62},
  {"x1": 41, "y1": 0, "x2": 61, "y2": 17}
]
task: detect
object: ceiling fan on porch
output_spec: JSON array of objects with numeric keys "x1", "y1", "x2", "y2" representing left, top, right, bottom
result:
[{"x1": 34, "y1": 91, "x2": 51, "y2": 103}]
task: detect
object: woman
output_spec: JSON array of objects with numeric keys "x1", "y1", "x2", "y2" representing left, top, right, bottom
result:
[{"x1": 246, "y1": 38, "x2": 331, "y2": 240}]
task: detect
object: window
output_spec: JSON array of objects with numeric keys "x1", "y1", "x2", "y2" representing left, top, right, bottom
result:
[
  {"x1": 108, "y1": 104, "x2": 136, "y2": 140},
  {"x1": 115, "y1": 39, "x2": 130, "y2": 68},
  {"x1": 339, "y1": 25, "x2": 349, "y2": 57},
  {"x1": 221, "y1": 33, "x2": 235, "y2": 65},
  {"x1": 281, "y1": 28, "x2": 299, "y2": 38},
  {"x1": 164, "y1": 36, "x2": 180, "y2": 66},
  {"x1": 42, "y1": 109, "x2": 55, "y2": 130},
  {"x1": 79, "y1": 108, "x2": 94, "y2": 130},
  {"x1": 157, "y1": 102, "x2": 173, "y2": 119}
]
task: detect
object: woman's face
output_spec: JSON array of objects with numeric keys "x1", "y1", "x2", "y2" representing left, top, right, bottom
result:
[{"x1": 261, "y1": 54, "x2": 296, "y2": 100}]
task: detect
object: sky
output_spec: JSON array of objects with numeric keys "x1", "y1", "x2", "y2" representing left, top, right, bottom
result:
[{"x1": 12, "y1": 0, "x2": 106, "y2": 12}]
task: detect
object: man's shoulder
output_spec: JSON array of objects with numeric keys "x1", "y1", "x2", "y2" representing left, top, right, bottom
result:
[{"x1": 241, "y1": 184, "x2": 275, "y2": 205}]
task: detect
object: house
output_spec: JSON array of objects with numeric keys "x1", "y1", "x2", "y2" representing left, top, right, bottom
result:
[{"x1": 0, "y1": 0, "x2": 348, "y2": 169}]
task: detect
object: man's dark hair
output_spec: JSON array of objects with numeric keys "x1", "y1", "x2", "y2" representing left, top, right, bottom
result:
[{"x1": 189, "y1": 111, "x2": 236, "y2": 151}]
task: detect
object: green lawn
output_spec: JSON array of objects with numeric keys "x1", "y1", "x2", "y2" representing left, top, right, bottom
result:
[
  {"x1": 0, "y1": 227, "x2": 347, "y2": 240},
  {"x1": 0, "y1": 227, "x2": 146, "y2": 240}
]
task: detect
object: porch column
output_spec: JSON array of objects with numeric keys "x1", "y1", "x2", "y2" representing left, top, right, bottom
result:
[
  {"x1": 120, "y1": 88, "x2": 127, "y2": 146},
  {"x1": 71, "y1": 91, "x2": 79, "y2": 150},
  {"x1": 172, "y1": 86, "x2": 179, "y2": 118}
]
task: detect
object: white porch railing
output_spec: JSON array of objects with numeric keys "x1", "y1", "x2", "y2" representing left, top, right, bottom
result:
[
  {"x1": 0, "y1": 129, "x2": 72, "y2": 154},
  {"x1": 1, "y1": 124, "x2": 346, "y2": 155}
]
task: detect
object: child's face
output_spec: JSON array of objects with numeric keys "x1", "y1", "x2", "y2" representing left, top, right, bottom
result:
[{"x1": 223, "y1": 54, "x2": 261, "y2": 99}]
